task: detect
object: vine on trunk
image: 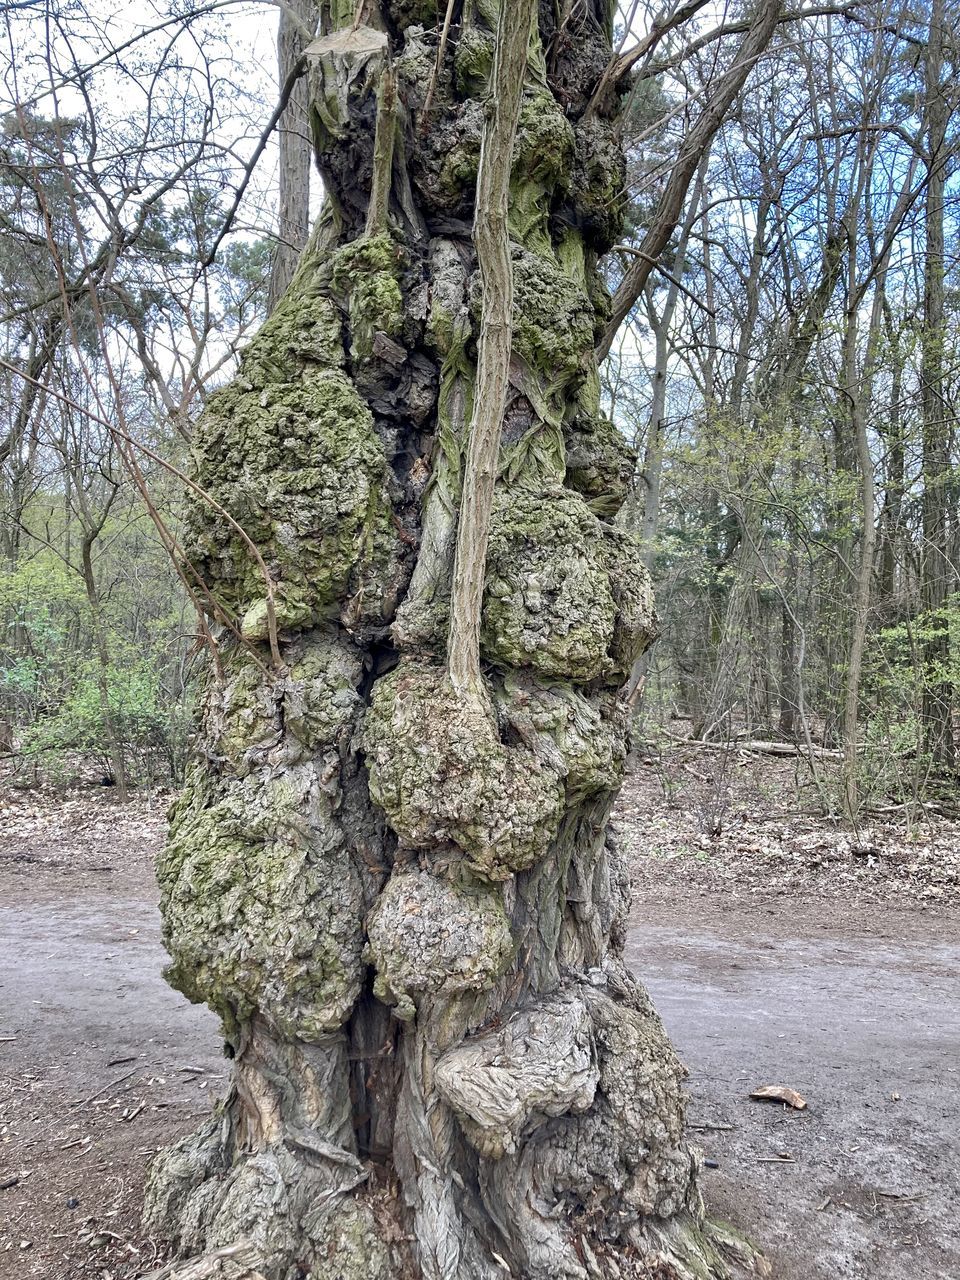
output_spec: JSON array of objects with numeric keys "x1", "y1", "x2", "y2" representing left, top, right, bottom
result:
[{"x1": 446, "y1": 0, "x2": 535, "y2": 697}]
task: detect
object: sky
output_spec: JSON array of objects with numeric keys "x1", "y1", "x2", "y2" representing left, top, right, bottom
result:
[{"x1": 1, "y1": 0, "x2": 288, "y2": 242}]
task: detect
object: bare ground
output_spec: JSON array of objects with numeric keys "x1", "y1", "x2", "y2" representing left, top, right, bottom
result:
[{"x1": 1, "y1": 756, "x2": 959, "y2": 1279}]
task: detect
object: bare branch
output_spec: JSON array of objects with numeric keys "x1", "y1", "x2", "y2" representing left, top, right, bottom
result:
[{"x1": 598, "y1": 0, "x2": 783, "y2": 361}]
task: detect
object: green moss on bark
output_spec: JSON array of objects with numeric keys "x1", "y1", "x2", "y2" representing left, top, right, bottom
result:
[
  {"x1": 454, "y1": 26, "x2": 494, "y2": 96},
  {"x1": 509, "y1": 247, "x2": 594, "y2": 389},
  {"x1": 365, "y1": 868, "x2": 514, "y2": 1019},
  {"x1": 330, "y1": 232, "x2": 406, "y2": 364},
  {"x1": 159, "y1": 763, "x2": 365, "y2": 1040},
  {"x1": 564, "y1": 413, "x2": 636, "y2": 518},
  {"x1": 363, "y1": 659, "x2": 564, "y2": 880},
  {"x1": 283, "y1": 634, "x2": 364, "y2": 752},
  {"x1": 509, "y1": 93, "x2": 574, "y2": 250},
  {"x1": 201, "y1": 651, "x2": 281, "y2": 777},
  {"x1": 497, "y1": 676, "x2": 628, "y2": 802},
  {"x1": 200, "y1": 634, "x2": 364, "y2": 776},
  {"x1": 481, "y1": 486, "x2": 657, "y2": 682},
  {"x1": 433, "y1": 100, "x2": 485, "y2": 209},
  {"x1": 482, "y1": 487, "x2": 613, "y2": 681},
  {"x1": 570, "y1": 116, "x2": 628, "y2": 252},
  {"x1": 607, "y1": 528, "x2": 658, "y2": 672},
  {"x1": 239, "y1": 252, "x2": 345, "y2": 385},
  {"x1": 188, "y1": 366, "x2": 399, "y2": 639}
]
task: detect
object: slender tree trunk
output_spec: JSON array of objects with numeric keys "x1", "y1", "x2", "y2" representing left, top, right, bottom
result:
[
  {"x1": 80, "y1": 533, "x2": 129, "y2": 801},
  {"x1": 920, "y1": 0, "x2": 955, "y2": 770},
  {"x1": 638, "y1": 295, "x2": 669, "y2": 569},
  {"x1": 267, "y1": 0, "x2": 315, "y2": 312},
  {"x1": 840, "y1": 235, "x2": 881, "y2": 821},
  {"x1": 778, "y1": 594, "x2": 798, "y2": 737},
  {"x1": 779, "y1": 454, "x2": 800, "y2": 739},
  {"x1": 145, "y1": 7, "x2": 766, "y2": 1279},
  {"x1": 877, "y1": 291, "x2": 904, "y2": 611},
  {"x1": 599, "y1": 0, "x2": 782, "y2": 358},
  {"x1": 636, "y1": 158, "x2": 709, "y2": 571}
]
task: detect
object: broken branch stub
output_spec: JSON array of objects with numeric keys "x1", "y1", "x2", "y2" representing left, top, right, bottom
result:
[{"x1": 750, "y1": 1084, "x2": 808, "y2": 1110}]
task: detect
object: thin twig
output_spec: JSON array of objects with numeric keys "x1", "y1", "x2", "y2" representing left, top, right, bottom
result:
[{"x1": 70, "y1": 1067, "x2": 139, "y2": 1111}]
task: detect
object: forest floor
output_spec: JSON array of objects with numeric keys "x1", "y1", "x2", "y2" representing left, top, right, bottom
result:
[{"x1": 1, "y1": 751, "x2": 959, "y2": 1280}]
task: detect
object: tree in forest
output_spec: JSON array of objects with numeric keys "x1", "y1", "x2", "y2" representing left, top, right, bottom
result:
[
  {"x1": 919, "y1": 0, "x2": 956, "y2": 772},
  {"x1": 268, "y1": 0, "x2": 317, "y2": 312},
  {"x1": 0, "y1": 86, "x2": 269, "y2": 785},
  {"x1": 143, "y1": 2, "x2": 773, "y2": 1278}
]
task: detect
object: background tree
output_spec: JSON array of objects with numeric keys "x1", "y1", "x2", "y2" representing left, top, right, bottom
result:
[
  {"x1": 0, "y1": 3, "x2": 271, "y2": 783},
  {"x1": 919, "y1": 0, "x2": 956, "y2": 769},
  {"x1": 267, "y1": 0, "x2": 317, "y2": 311}
]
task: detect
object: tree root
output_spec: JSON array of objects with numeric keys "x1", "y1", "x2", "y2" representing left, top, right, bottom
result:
[
  {"x1": 640, "y1": 1214, "x2": 772, "y2": 1280},
  {"x1": 141, "y1": 1242, "x2": 266, "y2": 1280},
  {"x1": 141, "y1": 1215, "x2": 769, "y2": 1280}
]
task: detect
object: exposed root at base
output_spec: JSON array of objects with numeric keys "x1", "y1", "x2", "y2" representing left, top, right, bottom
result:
[
  {"x1": 143, "y1": 1212, "x2": 769, "y2": 1280},
  {"x1": 142, "y1": 1241, "x2": 266, "y2": 1279}
]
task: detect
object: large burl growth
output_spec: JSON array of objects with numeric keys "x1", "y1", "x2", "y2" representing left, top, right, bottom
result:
[{"x1": 146, "y1": 4, "x2": 766, "y2": 1278}]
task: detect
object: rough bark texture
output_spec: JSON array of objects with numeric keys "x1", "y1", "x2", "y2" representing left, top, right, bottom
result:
[
  {"x1": 920, "y1": 0, "x2": 955, "y2": 771},
  {"x1": 146, "y1": 5, "x2": 766, "y2": 1278},
  {"x1": 267, "y1": 0, "x2": 316, "y2": 313}
]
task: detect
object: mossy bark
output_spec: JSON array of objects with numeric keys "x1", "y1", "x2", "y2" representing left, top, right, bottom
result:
[{"x1": 146, "y1": 5, "x2": 767, "y2": 1279}]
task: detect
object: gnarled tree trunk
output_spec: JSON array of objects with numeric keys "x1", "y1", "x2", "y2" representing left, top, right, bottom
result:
[{"x1": 145, "y1": 5, "x2": 766, "y2": 1279}]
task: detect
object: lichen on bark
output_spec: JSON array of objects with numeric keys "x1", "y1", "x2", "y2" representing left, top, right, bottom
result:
[
  {"x1": 159, "y1": 636, "x2": 369, "y2": 1040},
  {"x1": 186, "y1": 262, "x2": 403, "y2": 639},
  {"x1": 365, "y1": 867, "x2": 514, "y2": 1019},
  {"x1": 363, "y1": 658, "x2": 564, "y2": 879},
  {"x1": 330, "y1": 231, "x2": 406, "y2": 363},
  {"x1": 481, "y1": 483, "x2": 656, "y2": 682}
]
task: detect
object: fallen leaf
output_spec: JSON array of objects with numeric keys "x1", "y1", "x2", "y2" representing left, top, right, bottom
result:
[{"x1": 749, "y1": 1084, "x2": 807, "y2": 1110}]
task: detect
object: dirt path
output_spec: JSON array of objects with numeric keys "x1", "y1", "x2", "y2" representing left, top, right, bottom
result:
[
  {"x1": 627, "y1": 902, "x2": 960, "y2": 1280},
  {"x1": 2, "y1": 790, "x2": 959, "y2": 1278},
  {"x1": 0, "y1": 891, "x2": 224, "y2": 1277}
]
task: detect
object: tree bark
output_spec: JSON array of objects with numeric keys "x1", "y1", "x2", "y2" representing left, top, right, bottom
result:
[
  {"x1": 145, "y1": 6, "x2": 767, "y2": 1278},
  {"x1": 920, "y1": 0, "x2": 955, "y2": 771},
  {"x1": 877, "y1": 288, "x2": 904, "y2": 611},
  {"x1": 81, "y1": 529, "x2": 129, "y2": 801},
  {"x1": 266, "y1": 0, "x2": 316, "y2": 313},
  {"x1": 840, "y1": 230, "x2": 881, "y2": 821},
  {"x1": 447, "y1": 0, "x2": 535, "y2": 698}
]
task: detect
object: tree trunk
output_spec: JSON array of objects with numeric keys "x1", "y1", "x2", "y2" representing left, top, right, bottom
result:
[
  {"x1": 81, "y1": 532, "x2": 129, "y2": 801},
  {"x1": 145, "y1": 7, "x2": 766, "y2": 1279},
  {"x1": 877, "y1": 290, "x2": 904, "y2": 612},
  {"x1": 920, "y1": 0, "x2": 955, "y2": 771},
  {"x1": 778, "y1": 456, "x2": 801, "y2": 741},
  {"x1": 840, "y1": 233, "x2": 881, "y2": 821},
  {"x1": 266, "y1": 0, "x2": 316, "y2": 313}
]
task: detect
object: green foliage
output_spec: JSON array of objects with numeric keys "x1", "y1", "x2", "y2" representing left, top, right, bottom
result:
[
  {"x1": 19, "y1": 653, "x2": 178, "y2": 780},
  {"x1": 867, "y1": 594, "x2": 960, "y2": 707},
  {"x1": 1, "y1": 531, "x2": 193, "y2": 786}
]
